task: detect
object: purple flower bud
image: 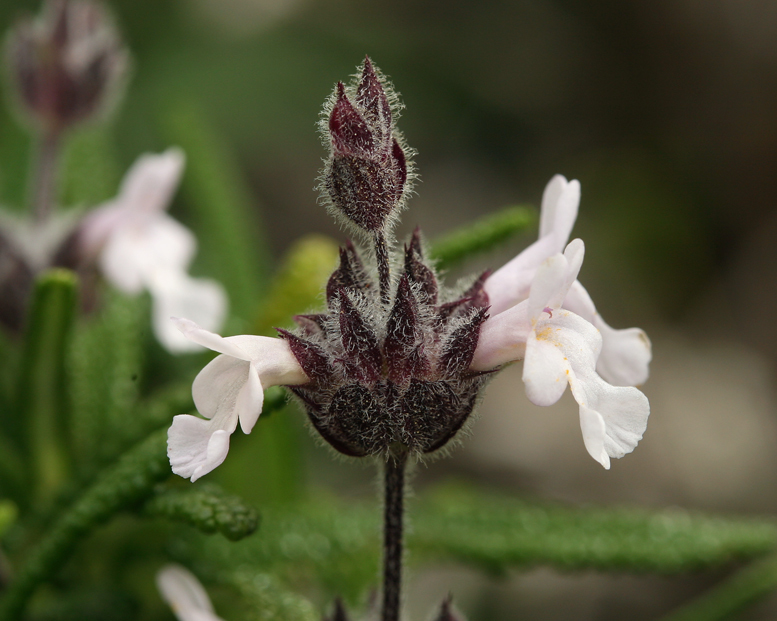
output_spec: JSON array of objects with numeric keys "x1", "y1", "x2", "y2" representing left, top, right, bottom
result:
[
  {"x1": 5, "y1": 0, "x2": 128, "y2": 132},
  {"x1": 322, "y1": 57, "x2": 409, "y2": 234}
]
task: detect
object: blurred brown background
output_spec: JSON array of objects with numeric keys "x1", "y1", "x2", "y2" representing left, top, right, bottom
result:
[{"x1": 3, "y1": 0, "x2": 777, "y2": 618}]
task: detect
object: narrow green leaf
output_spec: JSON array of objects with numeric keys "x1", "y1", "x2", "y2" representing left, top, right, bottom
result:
[
  {"x1": 411, "y1": 486, "x2": 777, "y2": 575},
  {"x1": 660, "y1": 555, "x2": 777, "y2": 621},
  {"x1": 159, "y1": 102, "x2": 270, "y2": 320},
  {"x1": 430, "y1": 205, "x2": 535, "y2": 269},
  {"x1": 0, "y1": 429, "x2": 170, "y2": 621},
  {"x1": 143, "y1": 483, "x2": 259, "y2": 541},
  {"x1": 229, "y1": 570, "x2": 318, "y2": 621},
  {"x1": 67, "y1": 290, "x2": 147, "y2": 478},
  {"x1": 17, "y1": 269, "x2": 78, "y2": 504}
]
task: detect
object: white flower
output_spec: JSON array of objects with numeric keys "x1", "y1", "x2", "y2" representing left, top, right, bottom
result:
[
  {"x1": 156, "y1": 564, "x2": 225, "y2": 621},
  {"x1": 80, "y1": 149, "x2": 227, "y2": 353},
  {"x1": 472, "y1": 240, "x2": 650, "y2": 469},
  {"x1": 484, "y1": 174, "x2": 651, "y2": 386},
  {"x1": 167, "y1": 318, "x2": 309, "y2": 482}
]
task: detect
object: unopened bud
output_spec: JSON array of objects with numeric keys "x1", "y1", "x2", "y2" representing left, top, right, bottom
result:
[
  {"x1": 322, "y1": 57, "x2": 409, "y2": 234},
  {"x1": 5, "y1": 0, "x2": 128, "y2": 132}
]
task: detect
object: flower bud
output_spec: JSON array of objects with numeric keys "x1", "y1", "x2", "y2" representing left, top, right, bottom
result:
[
  {"x1": 5, "y1": 0, "x2": 128, "y2": 133},
  {"x1": 322, "y1": 57, "x2": 409, "y2": 234}
]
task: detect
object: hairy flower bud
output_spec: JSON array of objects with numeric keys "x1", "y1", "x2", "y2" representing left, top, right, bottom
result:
[
  {"x1": 322, "y1": 57, "x2": 409, "y2": 234},
  {"x1": 5, "y1": 0, "x2": 128, "y2": 132}
]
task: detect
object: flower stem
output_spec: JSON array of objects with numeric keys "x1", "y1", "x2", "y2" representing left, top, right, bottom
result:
[
  {"x1": 382, "y1": 450, "x2": 407, "y2": 621},
  {"x1": 373, "y1": 230, "x2": 391, "y2": 304},
  {"x1": 32, "y1": 129, "x2": 62, "y2": 223}
]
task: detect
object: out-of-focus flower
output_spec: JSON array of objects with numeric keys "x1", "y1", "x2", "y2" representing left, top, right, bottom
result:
[
  {"x1": 167, "y1": 318, "x2": 308, "y2": 482},
  {"x1": 484, "y1": 175, "x2": 651, "y2": 387},
  {"x1": 156, "y1": 564, "x2": 225, "y2": 621},
  {"x1": 5, "y1": 0, "x2": 128, "y2": 132},
  {"x1": 471, "y1": 240, "x2": 650, "y2": 469},
  {"x1": 79, "y1": 149, "x2": 227, "y2": 353}
]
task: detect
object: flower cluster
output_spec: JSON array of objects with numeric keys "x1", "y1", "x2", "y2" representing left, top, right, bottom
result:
[
  {"x1": 167, "y1": 58, "x2": 650, "y2": 482},
  {"x1": 0, "y1": 0, "x2": 226, "y2": 353}
]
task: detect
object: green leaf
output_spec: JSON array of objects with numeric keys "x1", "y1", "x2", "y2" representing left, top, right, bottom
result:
[
  {"x1": 660, "y1": 555, "x2": 777, "y2": 621},
  {"x1": 0, "y1": 429, "x2": 171, "y2": 621},
  {"x1": 143, "y1": 483, "x2": 259, "y2": 541},
  {"x1": 229, "y1": 570, "x2": 319, "y2": 621},
  {"x1": 16, "y1": 269, "x2": 78, "y2": 504},
  {"x1": 67, "y1": 290, "x2": 147, "y2": 478},
  {"x1": 159, "y1": 101, "x2": 270, "y2": 321},
  {"x1": 430, "y1": 205, "x2": 535, "y2": 269},
  {"x1": 410, "y1": 485, "x2": 777, "y2": 575}
]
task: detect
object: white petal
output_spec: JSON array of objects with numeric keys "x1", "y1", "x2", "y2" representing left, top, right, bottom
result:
[
  {"x1": 99, "y1": 214, "x2": 196, "y2": 294},
  {"x1": 526, "y1": 241, "x2": 585, "y2": 322},
  {"x1": 227, "y1": 335, "x2": 309, "y2": 387},
  {"x1": 118, "y1": 149, "x2": 185, "y2": 219},
  {"x1": 537, "y1": 310, "x2": 649, "y2": 467},
  {"x1": 539, "y1": 175, "x2": 580, "y2": 248},
  {"x1": 522, "y1": 327, "x2": 569, "y2": 406},
  {"x1": 527, "y1": 253, "x2": 569, "y2": 322},
  {"x1": 191, "y1": 354, "x2": 252, "y2": 420},
  {"x1": 149, "y1": 273, "x2": 227, "y2": 354},
  {"x1": 189, "y1": 335, "x2": 306, "y2": 424},
  {"x1": 470, "y1": 300, "x2": 531, "y2": 371},
  {"x1": 563, "y1": 280, "x2": 652, "y2": 386},
  {"x1": 172, "y1": 319, "x2": 252, "y2": 360},
  {"x1": 237, "y1": 363, "x2": 264, "y2": 434},
  {"x1": 167, "y1": 412, "x2": 237, "y2": 482},
  {"x1": 579, "y1": 405, "x2": 610, "y2": 469},
  {"x1": 156, "y1": 565, "x2": 224, "y2": 621},
  {"x1": 484, "y1": 235, "x2": 558, "y2": 315}
]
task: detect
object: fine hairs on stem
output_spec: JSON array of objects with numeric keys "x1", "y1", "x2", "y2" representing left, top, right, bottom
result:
[{"x1": 382, "y1": 450, "x2": 407, "y2": 621}]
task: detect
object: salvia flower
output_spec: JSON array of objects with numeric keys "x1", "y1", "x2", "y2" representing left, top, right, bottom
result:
[
  {"x1": 167, "y1": 318, "x2": 308, "y2": 482},
  {"x1": 483, "y1": 174, "x2": 651, "y2": 387},
  {"x1": 471, "y1": 240, "x2": 650, "y2": 469},
  {"x1": 5, "y1": 0, "x2": 128, "y2": 132},
  {"x1": 78, "y1": 149, "x2": 227, "y2": 353},
  {"x1": 167, "y1": 57, "x2": 650, "y2": 481},
  {"x1": 156, "y1": 564, "x2": 225, "y2": 621}
]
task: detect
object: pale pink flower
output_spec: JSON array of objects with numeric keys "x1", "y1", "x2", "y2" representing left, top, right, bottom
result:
[
  {"x1": 472, "y1": 239, "x2": 650, "y2": 468},
  {"x1": 484, "y1": 175, "x2": 651, "y2": 387}
]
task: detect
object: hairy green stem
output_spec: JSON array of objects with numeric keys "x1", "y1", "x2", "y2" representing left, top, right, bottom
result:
[{"x1": 382, "y1": 451, "x2": 407, "y2": 621}]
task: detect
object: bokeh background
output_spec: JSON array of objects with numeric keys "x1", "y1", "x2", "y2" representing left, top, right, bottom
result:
[{"x1": 3, "y1": 0, "x2": 777, "y2": 618}]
